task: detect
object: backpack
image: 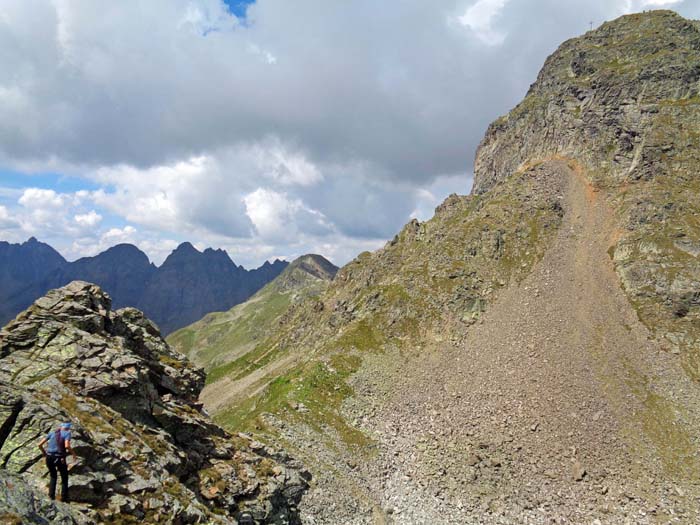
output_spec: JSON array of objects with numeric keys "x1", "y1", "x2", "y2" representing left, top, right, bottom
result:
[{"x1": 54, "y1": 428, "x2": 66, "y2": 456}]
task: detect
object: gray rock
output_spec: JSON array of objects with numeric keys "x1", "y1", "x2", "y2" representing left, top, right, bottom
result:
[{"x1": 0, "y1": 282, "x2": 309, "y2": 524}]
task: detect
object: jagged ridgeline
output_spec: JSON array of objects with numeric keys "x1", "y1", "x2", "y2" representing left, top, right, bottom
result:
[
  {"x1": 183, "y1": 10, "x2": 700, "y2": 523},
  {"x1": 0, "y1": 282, "x2": 309, "y2": 524}
]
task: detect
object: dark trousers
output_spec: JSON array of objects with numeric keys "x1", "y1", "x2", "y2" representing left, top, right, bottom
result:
[{"x1": 46, "y1": 455, "x2": 69, "y2": 502}]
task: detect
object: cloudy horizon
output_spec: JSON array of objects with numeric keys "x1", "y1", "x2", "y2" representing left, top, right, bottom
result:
[{"x1": 1, "y1": 0, "x2": 698, "y2": 267}]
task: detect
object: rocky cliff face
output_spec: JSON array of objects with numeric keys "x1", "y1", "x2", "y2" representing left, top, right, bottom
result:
[
  {"x1": 0, "y1": 240, "x2": 288, "y2": 335},
  {"x1": 0, "y1": 281, "x2": 309, "y2": 524},
  {"x1": 473, "y1": 10, "x2": 700, "y2": 372}
]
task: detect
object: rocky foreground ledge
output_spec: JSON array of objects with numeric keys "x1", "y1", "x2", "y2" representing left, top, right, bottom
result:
[{"x1": 0, "y1": 281, "x2": 309, "y2": 524}]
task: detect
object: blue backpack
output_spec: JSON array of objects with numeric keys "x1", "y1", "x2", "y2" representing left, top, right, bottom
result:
[{"x1": 53, "y1": 428, "x2": 66, "y2": 456}]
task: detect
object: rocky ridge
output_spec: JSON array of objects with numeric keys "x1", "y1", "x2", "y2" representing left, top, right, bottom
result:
[
  {"x1": 0, "y1": 281, "x2": 309, "y2": 524},
  {"x1": 474, "y1": 9, "x2": 700, "y2": 370},
  {"x1": 188, "y1": 10, "x2": 700, "y2": 524},
  {"x1": 168, "y1": 254, "x2": 338, "y2": 375}
]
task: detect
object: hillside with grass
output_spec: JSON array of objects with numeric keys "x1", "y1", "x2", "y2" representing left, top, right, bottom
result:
[
  {"x1": 185, "y1": 11, "x2": 700, "y2": 524},
  {"x1": 168, "y1": 254, "x2": 338, "y2": 376}
]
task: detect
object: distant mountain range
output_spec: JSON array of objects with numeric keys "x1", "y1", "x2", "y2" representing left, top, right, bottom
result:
[
  {"x1": 0, "y1": 237, "x2": 288, "y2": 334},
  {"x1": 168, "y1": 254, "x2": 338, "y2": 380}
]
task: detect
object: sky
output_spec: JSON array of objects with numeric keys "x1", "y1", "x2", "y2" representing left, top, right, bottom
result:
[{"x1": 0, "y1": 0, "x2": 698, "y2": 267}]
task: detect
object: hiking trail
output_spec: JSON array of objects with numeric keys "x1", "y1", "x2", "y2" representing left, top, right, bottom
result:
[{"x1": 303, "y1": 160, "x2": 700, "y2": 524}]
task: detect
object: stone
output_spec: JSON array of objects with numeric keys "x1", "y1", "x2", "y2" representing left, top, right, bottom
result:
[
  {"x1": 572, "y1": 460, "x2": 587, "y2": 481},
  {"x1": 0, "y1": 282, "x2": 309, "y2": 524}
]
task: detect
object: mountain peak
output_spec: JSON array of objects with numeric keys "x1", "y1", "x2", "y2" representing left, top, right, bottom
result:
[
  {"x1": 0, "y1": 239, "x2": 288, "y2": 333},
  {"x1": 474, "y1": 9, "x2": 700, "y2": 194},
  {"x1": 173, "y1": 241, "x2": 199, "y2": 253},
  {"x1": 100, "y1": 243, "x2": 149, "y2": 260},
  {"x1": 289, "y1": 254, "x2": 338, "y2": 281}
]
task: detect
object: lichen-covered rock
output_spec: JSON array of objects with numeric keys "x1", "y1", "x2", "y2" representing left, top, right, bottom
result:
[
  {"x1": 0, "y1": 470, "x2": 89, "y2": 525},
  {"x1": 0, "y1": 281, "x2": 309, "y2": 524},
  {"x1": 473, "y1": 10, "x2": 700, "y2": 371}
]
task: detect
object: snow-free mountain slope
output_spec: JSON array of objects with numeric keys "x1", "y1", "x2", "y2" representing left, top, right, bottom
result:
[
  {"x1": 168, "y1": 254, "x2": 338, "y2": 375},
  {"x1": 189, "y1": 11, "x2": 700, "y2": 524},
  {"x1": 0, "y1": 240, "x2": 288, "y2": 334}
]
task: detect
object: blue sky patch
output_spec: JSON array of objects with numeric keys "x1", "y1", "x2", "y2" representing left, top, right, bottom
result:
[
  {"x1": 0, "y1": 169, "x2": 101, "y2": 193},
  {"x1": 223, "y1": 0, "x2": 255, "y2": 19}
]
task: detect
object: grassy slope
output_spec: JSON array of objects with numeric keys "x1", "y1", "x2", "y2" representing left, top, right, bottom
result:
[
  {"x1": 167, "y1": 255, "x2": 336, "y2": 372},
  {"x1": 209, "y1": 165, "x2": 565, "y2": 454}
]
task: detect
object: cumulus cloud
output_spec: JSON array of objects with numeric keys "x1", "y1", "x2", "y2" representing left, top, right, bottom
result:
[
  {"x1": 0, "y1": 205, "x2": 19, "y2": 229},
  {"x1": 18, "y1": 188, "x2": 66, "y2": 209},
  {"x1": 74, "y1": 210, "x2": 102, "y2": 227},
  {"x1": 1, "y1": 0, "x2": 699, "y2": 266},
  {"x1": 243, "y1": 188, "x2": 332, "y2": 241},
  {"x1": 457, "y1": 0, "x2": 510, "y2": 45}
]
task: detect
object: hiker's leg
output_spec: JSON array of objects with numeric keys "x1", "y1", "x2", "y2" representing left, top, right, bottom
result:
[
  {"x1": 58, "y1": 459, "x2": 69, "y2": 503},
  {"x1": 46, "y1": 457, "x2": 58, "y2": 500}
]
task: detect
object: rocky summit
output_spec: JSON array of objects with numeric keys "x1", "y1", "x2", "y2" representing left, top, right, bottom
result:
[
  {"x1": 177, "y1": 10, "x2": 700, "y2": 524},
  {"x1": 0, "y1": 281, "x2": 309, "y2": 524}
]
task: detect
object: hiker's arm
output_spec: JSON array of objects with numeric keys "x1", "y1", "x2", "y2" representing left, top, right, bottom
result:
[
  {"x1": 65, "y1": 438, "x2": 77, "y2": 459},
  {"x1": 38, "y1": 437, "x2": 47, "y2": 457}
]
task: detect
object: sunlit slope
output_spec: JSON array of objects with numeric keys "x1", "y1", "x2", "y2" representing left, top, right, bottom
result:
[
  {"x1": 208, "y1": 163, "x2": 565, "y2": 437},
  {"x1": 164, "y1": 11, "x2": 700, "y2": 523},
  {"x1": 167, "y1": 254, "x2": 337, "y2": 372},
  {"x1": 473, "y1": 10, "x2": 700, "y2": 372}
]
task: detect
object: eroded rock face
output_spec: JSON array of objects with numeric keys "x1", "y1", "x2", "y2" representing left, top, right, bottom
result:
[
  {"x1": 473, "y1": 10, "x2": 700, "y2": 372},
  {"x1": 0, "y1": 281, "x2": 309, "y2": 524}
]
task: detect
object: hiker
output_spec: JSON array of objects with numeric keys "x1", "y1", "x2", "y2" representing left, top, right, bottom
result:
[{"x1": 38, "y1": 422, "x2": 77, "y2": 502}]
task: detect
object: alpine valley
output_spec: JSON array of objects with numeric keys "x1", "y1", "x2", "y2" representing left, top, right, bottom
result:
[{"x1": 2, "y1": 9, "x2": 700, "y2": 525}]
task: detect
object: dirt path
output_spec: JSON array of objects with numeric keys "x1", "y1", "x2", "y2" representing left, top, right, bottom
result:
[
  {"x1": 338, "y1": 161, "x2": 700, "y2": 524},
  {"x1": 201, "y1": 352, "x2": 301, "y2": 412}
]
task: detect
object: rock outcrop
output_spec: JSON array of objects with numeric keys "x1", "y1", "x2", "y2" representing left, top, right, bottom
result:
[
  {"x1": 0, "y1": 470, "x2": 88, "y2": 525},
  {"x1": 0, "y1": 281, "x2": 309, "y2": 524},
  {"x1": 473, "y1": 9, "x2": 700, "y2": 369}
]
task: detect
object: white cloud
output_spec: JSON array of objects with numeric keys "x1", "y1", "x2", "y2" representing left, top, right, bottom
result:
[
  {"x1": 74, "y1": 210, "x2": 102, "y2": 227},
  {"x1": 243, "y1": 188, "x2": 332, "y2": 242},
  {"x1": 88, "y1": 141, "x2": 328, "y2": 240},
  {"x1": 0, "y1": 205, "x2": 19, "y2": 229},
  {"x1": 8, "y1": 187, "x2": 108, "y2": 245},
  {"x1": 2, "y1": 0, "x2": 699, "y2": 267},
  {"x1": 458, "y1": 0, "x2": 510, "y2": 45},
  {"x1": 252, "y1": 141, "x2": 323, "y2": 186},
  {"x1": 18, "y1": 188, "x2": 66, "y2": 209},
  {"x1": 17, "y1": 188, "x2": 76, "y2": 233},
  {"x1": 102, "y1": 225, "x2": 136, "y2": 242},
  {"x1": 91, "y1": 158, "x2": 200, "y2": 231}
]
